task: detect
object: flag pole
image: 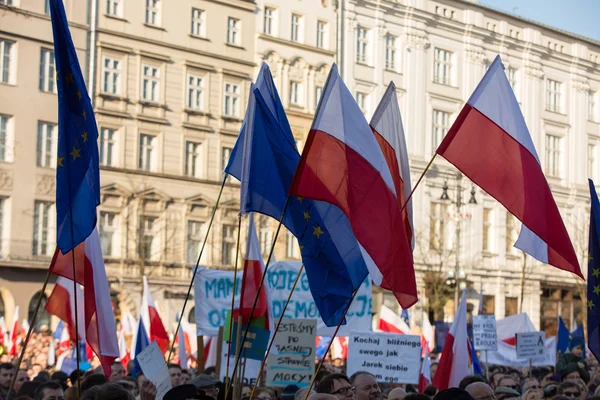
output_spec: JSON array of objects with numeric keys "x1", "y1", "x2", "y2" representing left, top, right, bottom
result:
[
  {"x1": 248, "y1": 264, "x2": 305, "y2": 400},
  {"x1": 167, "y1": 176, "x2": 227, "y2": 364},
  {"x1": 303, "y1": 289, "x2": 359, "y2": 400},
  {"x1": 225, "y1": 216, "x2": 243, "y2": 390},
  {"x1": 400, "y1": 153, "x2": 437, "y2": 213},
  {"x1": 70, "y1": 248, "x2": 81, "y2": 396},
  {"x1": 6, "y1": 270, "x2": 52, "y2": 400},
  {"x1": 226, "y1": 196, "x2": 292, "y2": 400}
]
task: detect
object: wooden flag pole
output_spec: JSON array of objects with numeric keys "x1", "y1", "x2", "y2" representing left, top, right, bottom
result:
[
  {"x1": 303, "y1": 289, "x2": 359, "y2": 400},
  {"x1": 215, "y1": 326, "x2": 224, "y2": 379},
  {"x1": 234, "y1": 316, "x2": 243, "y2": 400},
  {"x1": 167, "y1": 176, "x2": 227, "y2": 364},
  {"x1": 248, "y1": 264, "x2": 305, "y2": 400},
  {"x1": 225, "y1": 216, "x2": 243, "y2": 390},
  {"x1": 196, "y1": 335, "x2": 205, "y2": 374},
  {"x1": 226, "y1": 196, "x2": 291, "y2": 400},
  {"x1": 6, "y1": 270, "x2": 52, "y2": 400}
]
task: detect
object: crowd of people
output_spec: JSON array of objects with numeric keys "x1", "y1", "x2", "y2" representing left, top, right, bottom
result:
[{"x1": 0, "y1": 334, "x2": 598, "y2": 400}]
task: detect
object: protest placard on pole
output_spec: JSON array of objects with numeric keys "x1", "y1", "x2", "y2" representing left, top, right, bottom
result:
[
  {"x1": 266, "y1": 319, "x2": 317, "y2": 388},
  {"x1": 516, "y1": 331, "x2": 546, "y2": 377},
  {"x1": 473, "y1": 315, "x2": 498, "y2": 351},
  {"x1": 347, "y1": 332, "x2": 421, "y2": 384}
]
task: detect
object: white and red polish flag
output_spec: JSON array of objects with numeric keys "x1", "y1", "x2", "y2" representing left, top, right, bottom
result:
[
  {"x1": 331, "y1": 337, "x2": 348, "y2": 360},
  {"x1": 48, "y1": 228, "x2": 120, "y2": 376},
  {"x1": 0, "y1": 317, "x2": 7, "y2": 347},
  {"x1": 421, "y1": 313, "x2": 434, "y2": 355},
  {"x1": 21, "y1": 319, "x2": 30, "y2": 338},
  {"x1": 289, "y1": 64, "x2": 417, "y2": 308},
  {"x1": 8, "y1": 306, "x2": 19, "y2": 357},
  {"x1": 418, "y1": 344, "x2": 432, "y2": 392},
  {"x1": 177, "y1": 323, "x2": 188, "y2": 369},
  {"x1": 45, "y1": 276, "x2": 86, "y2": 341},
  {"x1": 378, "y1": 305, "x2": 410, "y2": 334},
  {"x1": 204, "y1": 336, "x2": 218, "y2": 368},
  {"x1": 181, "y1": 317, "x2": 197, "y2": 361},
  {"x1": 436, "y1": 55, "x2": 582, "y2": 278},
  {"x1": 118, "y1": 309, "x2": 136, "y2": 367},
  {"x1": 432, "y1": 291, "x2": 471, "y2": 390},
  {"x1": 140, "y1": 276, "x2": 170, "y2": 353},
  {"x1": 58, "y1": 327, "x2": 70, "y2": 355}
]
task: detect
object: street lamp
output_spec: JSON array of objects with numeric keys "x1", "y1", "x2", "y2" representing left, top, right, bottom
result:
[{"x1": 440, "y1": 172, "x2": 477, "y2": 315}]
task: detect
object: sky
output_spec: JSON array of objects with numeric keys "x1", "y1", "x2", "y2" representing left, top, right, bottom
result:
[{"x1": 479, "y1": 0, "x2": 600, "y2": 42}]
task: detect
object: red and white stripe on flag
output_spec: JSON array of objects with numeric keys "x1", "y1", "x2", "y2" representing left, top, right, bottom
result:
[
  {"x1": 45, "y1": 276, "x2": 86, "y2": 341},
  {"x1": 419, "y1": 344, "x2": 432, "y2": 392},
  {"x1": 140, "y1": 276, "x2": 170, "y2": 353},
  {"x1": 378, "y1": 305, "x2": 410, "y2": 334}
]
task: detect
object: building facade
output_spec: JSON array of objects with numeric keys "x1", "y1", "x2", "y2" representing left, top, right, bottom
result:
[{"x1": 0, "y1": 0, "x2": 599, "y2": 337}]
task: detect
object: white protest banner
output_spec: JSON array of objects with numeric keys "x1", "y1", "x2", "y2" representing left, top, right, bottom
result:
[
  {"x1": 516, "y1": 331, "x2": 546, "y2": 358},
  {"x1": 194, "y1": 262, "x2": 372, "y2": 336},
  {"x1": 485, "y1": 336, "x2": 556, "y2": 367},
  {"x1": 266, "y1": 319, "x2": 317, "y2": 388},
  {"x1": 347, "y1": 332, "x2": 421, "y2": 384},
  {"x1": 473, "y1": 315, "x2": 498, "y2": 351},
  {"x1": 220, "y1": 340, "x2": 262, "y2": 387},
  {"x1": 136, "y1": 341, "x2": 172, "y2": 400}
]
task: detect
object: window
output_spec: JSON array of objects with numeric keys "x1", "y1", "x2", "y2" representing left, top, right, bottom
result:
[
  {"x1": 291, "y1": 14, "x2": 302, "y2": 42},
  {"x1": 33, "y1": 201, "x2": 53, "y2": 256},
  {"x1": 316, "y1": 21, "x2": 327, "y2": 49},
  {"x1": 185, "y1": 141, "x2": 203, "y2": 178},
  {"x1": 434, "y1": 48, "x2": 452, "y2": 85},
  {"x1": 429, "y1": 202, "x2": 449, "y2": 250},
  {"x1": 483, "y1": 295, "x2": 495, "y2": 315},
  {"x1": 505, "y1": 212, "x2": 519, "y2": 255},
  {"x1": 36, "y1": 122, "x2": 56, "y2": 168},
  {"x1": 99, "y1": 127, "x2": 116, "y2": 167},
  {"x1": 0, "y1": 40, "x2": 14, "y2": 84},
  {"x1": 356, "y1": 92, "x2": 368, "y2": 115},
  {"x1": 546, "y1": 79, "x2": 562, "y2": 113},
  {"x1": 0, "y1": 0, "x2": 12, "y2": 6},
  {"x1": 139, "y1": 216, "x2": 157, "y2": 260},
  {"x1": 264, "y1": 7, "x2": 275, "y2": 35},
  {"x1": 99, "y1": 211, "x2": 118, "y2": 257},
  {"x1": 138, "y1": 134, "x2": 156, "y2": 171},
  {"x1": 505, "y1": 297, "x2": 518, "y2": 317},
  {"x1": 106, "y1": 0, "x2": 122, "y2": 17},
  {"x1": 187, "y1": 75, "x2": 204, "y2": 111},
  {"x1": 589, "y1": 91, "x2": 597, "y2": 122},
  {"x1": 314, "y1": 86, "x2": 323, "y2": 110},
  {"x1": 187, "y1": 221, "x2": 204, "y2": 265},
  {"x1": 191, "y1": 8, "x2": 205, "y2": 37},
  {"x1": 385, "y1": 35, "x2": 396, "y2": 70},
  {"x1": 102, "y1": 57, "x2": 121, "y2": 95},
  {"x1": 227, "y1": 17, "x2": 240, "y2": 45},
  {"x1": 545, "y1": 135, "x2": 561, "y2": 177},
  {"x1": 482, "y1": 208, "x2": 492, "y2": 252},
  {"x1": 356, "y1": 27, "x2": 368, "y2": 63},
  {"x1": 142, "y1": 65, "x2": 160, "y2": 102},
  {"x1": 258, "y1": 216, "x2": 272, "y2": 256},
  {"x1": 223, "y1": 83, "x2": 240, "y2": 117},
  {"x1": 145, "y1": 0, "x2": 161, "y2": 26},
  {"x1": 221, "y1": 146, "x2": 232, "y2": 171},
  {"x1": 432, "y1": 110, "x2": 450, "y2": 151},
  {"x1": 44, "y1": 0, "x2": 50, "y2": 15},
  {"x1": 221, "y1": 224, "x2": 236, "y2": 265},
  {"x1": 39, "y1": 49, "x2": 56, "y2": 93},
  {"x1": 507, "y1": 67, "x2": 518, "y2": 96},
  {"x1": 589, "y1": 143, "x2": 598, "y2": 180},
  {"x1": 290, "y1": 81, "x2": 302, "y2": 106},
  {"x1": 0, "y1": 115, "x2": 12, "y2": 162},
  {"x1": 286, "y1": 231, "x2": 299, "y2": 259}
]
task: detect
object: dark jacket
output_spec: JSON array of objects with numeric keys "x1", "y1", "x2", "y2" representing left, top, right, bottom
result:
[{"x1": 556, "y1": 352, "x2": 590, "y2": 383}]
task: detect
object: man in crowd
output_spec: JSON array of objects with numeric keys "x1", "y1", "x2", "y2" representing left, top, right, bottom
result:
[
  {"x1": 110, "y1": 361, "x2": 127, "y2": 382},
  {"x1": 168, "y1": 364, "x2": 183, "y2": 388},
  {"x1": 316, "y1": 373, "x2": 355, "y2": 400},
  {"x1": 191, "y1": 374, "x2": 220, "y2": 400},
  {"x1": 34, "y1": 381, "x2": 64, "y2": 400},
  {"x1": 14, "y1": 369, "x2": 30, "y2": 392},
  {"x1": 350, "y1": 372, "x2": 382, "y2": 400},
  {"x1": 0, "y1": 363, "x2": 15, "y2": 400},
  {"x1": 465, "y1": 382, "x2": 494, "y2": 400}
]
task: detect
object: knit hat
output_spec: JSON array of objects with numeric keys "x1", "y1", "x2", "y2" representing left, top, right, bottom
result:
[
  {"x1": 569, "y1": 336, "x2": 585, "y2": 351},
  {"x1": 164, "y1": 384, "x2": 203, "y2": 400}
]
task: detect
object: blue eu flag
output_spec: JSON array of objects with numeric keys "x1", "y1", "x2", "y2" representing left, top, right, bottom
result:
[
  {"x1": 587, "y1": 179, "x2": 600, "y2": 362},
  {"x1": 557, "y1": 316, "x2": 569, "y2": 353},
  {"x1": 225, "y1": 64, "x2": 370, "y2": 326},
  {"x1": 49, "y1": 0, "x2": 100, "y2": 253}
]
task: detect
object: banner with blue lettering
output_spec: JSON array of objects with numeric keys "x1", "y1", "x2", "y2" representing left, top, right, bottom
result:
[{"x1": 194, "y1": 261, "x2": 373, "y2": 336}]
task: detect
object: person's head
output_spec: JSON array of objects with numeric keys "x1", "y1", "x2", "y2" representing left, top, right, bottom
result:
[
  {"x1": 16, "y1": 381, "x2": 42, "y2": 398},
  {"x1": 433, "y1": 388, "x2": 475, "y2": 400},
  {"x1": 33, "y1": 371, "x2": 50, "y2": 383},
  {"x1": 33, "y1": 381, "x2": 64, "y2": 400},
  {"x1": 297, "y1": 388, "x2": 317, "y2": 400},
  {"x1": 181, "y1": 369, "x2": 191, "y2": 385},
  {"x1": 559, "y1": 381, "x2": 582, "y2": 399},
  {"x1": 309, "y1": 395, "x2": 340, "y2": 400},
  {"x1": 204, "y1": 366, "x2": 216, "y2": 378},
  {"x1": 522, "y1": 378, "x2": 541, "y2": 394},
  {"x1": 15, "y1": 369, "x2": 31, "y2": 392},
  {"x1": 168, "y1": 364, "x2": 183, "y2": 388},
  {"x1": 31, "y1": 365, "x2": 42, "y2": 377},
  {"x1": 523, "y1": 389, "x2": 543, "y2": 400},
  {"x1": 489, "y1": 373, "x2": 505, "y2": 390},
  {"x1": 430, "y1": 362, "x2": 438, "y2": 381},
  {"x1": 460, "y1": 376, "x2": 487, "y2": 390},
  {"x1": 0, "y1": 362, "x2": 15, "y2": 390},
  {"x1": 79, "y1": 382, "x2": 135, "y2": 400},
  {"x1": 387, "y1": 388, "x2": 406, "y2": 400},
  {"x1": 465, "y1": 382, "x2": 494, "y2": 400},
  {"x1": 110, "y1": 362, "x2": 126, "y2": 382},
  {"x1": 494, "y1": 386, "x2": 521, "y2": 400},
  {"x1": 569, "y1": 337, "x2": 586, "y2": 359},
  {"x1": 50, "y1": 372, "x2": 68, "y2": 390},
  {"x1": 164, "y1": 384, "x2": 203, "y2": 400},
  {"x1": 497, "y1": 377, "x2": 518, "y2": 392},
  {"x1": 350, "y1": 372, "x2": 381, "y2": 400},
  {"x1": 404, "y1": 395, "x2": 431, "y2": 400},
  {"x1": 317, "y1": 373, "x2": 354, "y2": 400},
  {"x1": 80, "y1": 373, "x2": 108, "y2": 393},
  {"x1": 191, "y1": 374, "x2": 220, "y2": 400},
  {"x1": 68, "y1": 370, "x2": 82, "y2": 387},
  {"x1": 316, "y1": 370, "x2": 332, "y2": 387},
  {"x1": 255, "y1": 387, "x2": 275, "y2": 400}
]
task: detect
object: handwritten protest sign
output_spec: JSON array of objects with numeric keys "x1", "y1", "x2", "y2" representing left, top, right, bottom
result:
[
  {"x1": 516, "y1": 331, "x2": 546, "y2": 358},
  {"x1": 194, "y1": 261, "x2": 372, "y2": 336},
  {"x1": 347, "y1": 332, "x2": 421, "y2": 384},
  {"x1": 473, "y1": 315, "x2": 498, "y2": 351},
  {"x1": 136, "y1": 341, "x2": 172, "y2": 400},
  {"x1": 266, "y1": 319, "x2": 316, "y2": 388}
]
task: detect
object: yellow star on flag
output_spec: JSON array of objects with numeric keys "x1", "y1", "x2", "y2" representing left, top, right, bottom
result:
[
  {"x1": 594, "y1": 285, "x2": 600, "y2": 296},
  {"x1": 589, "y1": 299, "x2": 596, "y2": 309},
  {"x1": 313, "y1": 226, "x2": 324, "y2": 239},
  {"x1": 57, "y1": 157, "x2": 64, "y2": 167},
  {"x1": 303, "y1": 211, "x2": 311, "y2": 221},
  {"x1": 297, "y1": 196, "x2": 303, "y2": 203},
  {"x1": 81, "y1": 131, "x2": 88, "y2": 143},
  {"x1": 65, "y1": 71, "x2": 75, "y2": 85},
  {"x1": 593, "y1": 268, "x2": 600, "y2": 278},
  {"x1": 300, "y1": 245, "x2": 304, "y2": 251},
  {"x1": 81, "y1": 110, "x2": 87, "y2": 121},
  {"x1": 69, "y1": 147, "x2": 81, "y2": 160},
  {"x1": 76, "y1": 90, "x2": 82, "y2": 100}
]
